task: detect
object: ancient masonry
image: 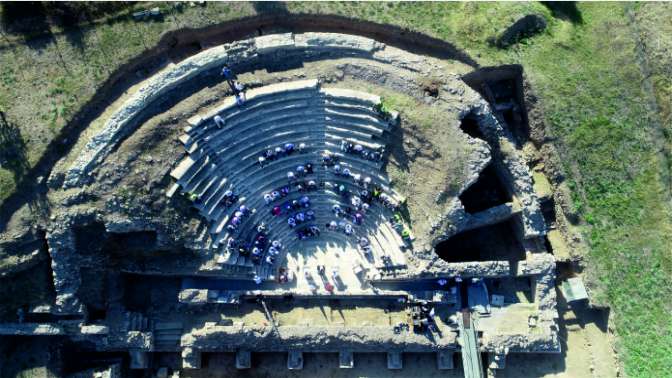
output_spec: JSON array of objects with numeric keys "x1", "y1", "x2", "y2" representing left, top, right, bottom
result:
[{"x1": 2, "y1": 32, "x2": 559, "y2": 376}]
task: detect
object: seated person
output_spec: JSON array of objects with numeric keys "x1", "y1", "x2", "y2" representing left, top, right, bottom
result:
[
  {"x1": 214, "y1": 115, "x2": 226, "y2": 128},
  {"x1": 296, "y1": 165, "x2": 306, "y2": 176},
  {"x1": 296, "y1": 212, "x2": 306, "y2": 223},
  {"x1": 341, "y1": 140, "x2": 354, "y2": 153},
  {"x1": 332, "y1": 204, "x2": 343, "y2": 216},
  {"x1": 278, "y1": 270, "x2": 289, "y2": 283},
  {"x1": 280, "y1": 186, "x2": 290, "y2": 197},
  {"x1": 258, "y1": 156, "x2": 266, "y2": 167},
  {"x1": 344, "y1": 223, "x2": 353, "y2": 235},
  {"x1": 299, "y1": 196, "x2": 310, "y2": 208},
  {"x1": 254, "y1": 236, "x2": 267, "y2": 249},
  {"x1": 333, "y1": 164, "x2": 342, "y2": 175},
  {"x1": 309, "y1": 225, "x2": 321, "y2": 236},
  {"x1": 327, "y1": 220, "x2": 338, "y2": 230},
  {"x1": 360, "y1": 189, "x2": 373, "y2": 203},
  {"x1": 298, "y1": 143, "x2": 306, "y2": 153},
  {"x1": 223, "y1": 189, "x2": 234, "y2": 201},
  {"x1": 306, "y1": 210, "x2": 315, "y2": 220},
  {"x1": 305, "y1": 163, "x2": 314, "y2": 174},
  {"x1": 322, "y1": 152, "x2": 336, "y2": 166},
  {"x1": 287, "y1": 171, "x2": 296, "y2": 182},
  {"x1": 271, "y1": 206, "x2": 282, "y2": 216},
  {"x1": 287, "y1": 216, "x2": 297, "y2": 228},
  {"x1": 284, "y1": 143, "x2": 295, "y2": 155},
  {"x1": 307, "y1": 180, "x2": 317, "y2": 191},
  {"x1": 353, "y1": 212, "x2": 364, "y2": 225},
  {"x1": 372, "y1": 186, "x2": 382, "y2": 199}
]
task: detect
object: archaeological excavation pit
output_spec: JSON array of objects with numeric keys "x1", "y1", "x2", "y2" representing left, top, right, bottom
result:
[{"x1": 0, "y1": 25, "x2": 561, "y2": 377}]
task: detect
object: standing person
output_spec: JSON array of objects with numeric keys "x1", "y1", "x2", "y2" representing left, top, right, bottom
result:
[
  {"x1": 221, "y1": 64, "x2": 237, "y2": 85},
  {"x1": 233, "y1": 80, "x2": 245, "y2": 94}
]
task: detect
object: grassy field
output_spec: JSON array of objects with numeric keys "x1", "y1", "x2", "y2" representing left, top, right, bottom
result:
[{"x1": 0, "y1": 2, "x2": 671, "y2": 376}]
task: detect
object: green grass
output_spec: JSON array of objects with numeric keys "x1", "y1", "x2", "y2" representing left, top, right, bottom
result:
[{"x1": 0, "y1": 2, "x2": 671, "y2": 376}]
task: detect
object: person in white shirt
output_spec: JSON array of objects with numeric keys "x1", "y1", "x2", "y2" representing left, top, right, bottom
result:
[{"x1": 214, "y1": 115, "x2": 225, "y2": 128}]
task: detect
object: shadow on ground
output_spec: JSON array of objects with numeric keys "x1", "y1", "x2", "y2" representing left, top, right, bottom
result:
[{"x1": 541, "y1": 2, "x2": 583, "y2": 24}]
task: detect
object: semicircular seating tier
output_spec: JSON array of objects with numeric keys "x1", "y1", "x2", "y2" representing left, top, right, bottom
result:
[{"x1": 168, "y1": 79, "x2": 409, "y2": 280}]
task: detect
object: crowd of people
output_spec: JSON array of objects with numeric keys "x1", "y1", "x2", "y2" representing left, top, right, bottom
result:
[
  {"x1": 226, "y1": 222, "x2": 283, "y2": 268},
  {"x1": 213, "y1": 63, "x2": 412, "y2": 286},
  {"x1": 340, "y1": 140, "x2": 384, "y2": 161},
  {"x1": 258, "y1": 142, "x2": 307, "y2": 167}
]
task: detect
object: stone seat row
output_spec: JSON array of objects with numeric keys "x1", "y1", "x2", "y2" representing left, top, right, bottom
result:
[{"x1": 169, "y1": 81, "x2": 407, "y2": 279}]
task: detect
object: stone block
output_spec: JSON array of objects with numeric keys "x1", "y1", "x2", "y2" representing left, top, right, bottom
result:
[
  {"x1": 287, "y1": 350, "x2": 303, "y2": 370},
  {"x1": 387, "y1": 351, "x2": 402, "y2": 370},
  {"x1": 437, "y1": 350, "x2": 454, "y2": 370},
  {"x1": 129, "y1": 350, "x2": 149, "y2": 369},
  {"x1": 339, "y1": 350, "x2": 354, "y2": 369},
  {"x1": 295, "y1": 33, "x2": 382, "y2": 53},
  {"x1": 181, "y1": 347, "x2": 201, "y2": 369},
  {"x1": 236, "y1": 349, "x2": 251, "y2": 369},
  {"x1": 255, "y1": 33, "x2": 295, "y2": 54}
]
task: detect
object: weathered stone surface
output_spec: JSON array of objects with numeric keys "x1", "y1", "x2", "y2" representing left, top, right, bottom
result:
[
  {"x1": 482, "y1": 331, "x2": 560, "y2": 353},
  {"x1": 181, "y1": 325, "x2": 458, "y2": 352},
  {"x1": 255, "y1": 33, "x2": 295, "y2": 54},
  {"x1": 0, "y1": 323, "x2": 64, "y2": 335},
  {"x1": 181, "y1": 347, "x2": 202, "y2": 369},
  {"x1": 179, "y1": 289, "x2": 209, "y2": 304},
  {"x1": 420, "y1": 260, "x2": 512, "y2": 278},
  {"x1": 80, "y1": 324, "x2": 110, "y2": 335},
  {"x1": 294, "y1": 32, "x2": 383, "y2": 53}
]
